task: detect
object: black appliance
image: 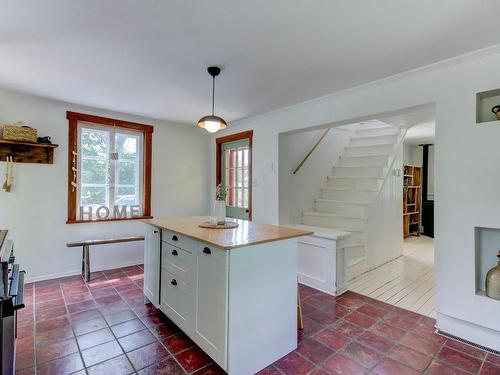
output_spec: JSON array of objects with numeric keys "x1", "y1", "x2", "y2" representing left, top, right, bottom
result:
[{"x1": 0, "y1": 230, "x2": 26, "y2": 375}]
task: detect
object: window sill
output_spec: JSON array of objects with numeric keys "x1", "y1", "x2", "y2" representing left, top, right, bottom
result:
[{"x1": 66, "y1": 216, "x2": 153, "y2": 224}]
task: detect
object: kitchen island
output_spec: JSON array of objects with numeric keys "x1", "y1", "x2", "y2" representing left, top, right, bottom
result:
[{"x1": 142, "y1": 217, "x2": 312, "y2": 375}]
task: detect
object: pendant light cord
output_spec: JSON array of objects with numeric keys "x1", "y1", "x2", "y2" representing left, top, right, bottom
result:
[{"x1": 212, "y1": 75, "x2": 215, "y2": 116}]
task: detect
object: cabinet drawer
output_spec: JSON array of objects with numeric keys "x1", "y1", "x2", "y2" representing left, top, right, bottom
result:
[
  {"x1": 160, "y1": 269, "x2": 194, "y2": 332},
  {"x1": 162, "y1": 229, "x2": 195, "y2": 250},
  {"x1": 161, "y1": 229, "x2": 226, "y2": 260},
  {"x1": 161, "y1": 243, "x2": 194, "y2": 285}
]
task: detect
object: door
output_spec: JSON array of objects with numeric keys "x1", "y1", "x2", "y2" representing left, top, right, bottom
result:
[
  {"x1": 221, "y1": 139, "x2": 250, "y2": 220},
  {"x1": 143, "y1": 225, "x2": 160, "y2": 306}
]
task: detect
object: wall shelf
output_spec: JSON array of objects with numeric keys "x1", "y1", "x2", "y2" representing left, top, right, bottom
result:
[
  {"x1": 476, "y1": 88, "x2": 500, "y2": 124},
  {"x1": 0, "y1": 139, "x2": 58, "y2": 164},
  {"x1": 474, "y1": 226, "x2": 500, "y2": 298}
]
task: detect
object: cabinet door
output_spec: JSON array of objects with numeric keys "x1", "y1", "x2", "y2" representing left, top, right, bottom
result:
[
  {"x1": 143, "y1": 225, "x2": 160, "y2": 306},
  {"x1": 161, "y1": 269, "x2": 194, "y2": 332},
  {"x1": 193, "y1": 246, "x2": 228, "y2": 368}
]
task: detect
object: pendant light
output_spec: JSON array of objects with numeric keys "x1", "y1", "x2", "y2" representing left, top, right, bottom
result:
[{"x1": 198, "y1": 66, "x2": 227, "y2": 133}]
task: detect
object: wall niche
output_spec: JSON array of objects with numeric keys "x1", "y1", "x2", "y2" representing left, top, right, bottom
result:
[
  {"x1": 474, "y1": 226, "x2": 500, "y2": 297},
  {"x1": 476, "y1": 89, "x2": 500, "y2": 124}
]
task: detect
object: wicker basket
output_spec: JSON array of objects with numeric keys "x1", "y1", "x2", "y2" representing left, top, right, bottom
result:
[{"x1": 2, "y1": 122, "x2": 37, "y2": 143}]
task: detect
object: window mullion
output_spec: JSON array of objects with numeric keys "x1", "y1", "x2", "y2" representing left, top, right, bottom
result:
[{"x1": 108, "y1": 129, "x2": 116, "y2": 207}]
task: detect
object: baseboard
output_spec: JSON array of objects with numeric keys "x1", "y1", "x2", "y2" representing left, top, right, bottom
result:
[
  {"x1": 436, "y1": 312, "x2": 500, "y2": 352},
  {"x1": 298, "y1": 273, "x2": 346, "y2": 297},
  {"x1": 24, "y1": 259, "x2": 144, "y2": 283}
]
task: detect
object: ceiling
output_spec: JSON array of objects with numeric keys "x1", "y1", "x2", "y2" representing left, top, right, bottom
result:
[
  {"x1": 1, "y1": 1, "x2": 500, "y2": 125},
  {"x1": 404, "y1": 122, "x2": 436, "y2": 145}
]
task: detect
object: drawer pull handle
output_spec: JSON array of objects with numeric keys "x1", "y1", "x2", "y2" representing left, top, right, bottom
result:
[
  {"x1": 172, "y1": 235, "x2": 178, "y2": 241},
  {"x1": 153, "y1": 230, "x2": 158, "y2": 234},
  {"x1": 171, "y1": 249, "x2": 178, "y2": 256},
  {"x1": 171, "y1": 279, "x2": 177, "y2": 286},
  {"x1": 203, "y1": 247, "x2": 211, "y2": 255}
]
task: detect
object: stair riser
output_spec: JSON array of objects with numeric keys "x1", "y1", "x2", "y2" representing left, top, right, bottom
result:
[
  {"x1": 344, "y1": 144, "x2": 393, "y2": 157},
  {"x1": 350, "y1": 135, "x2": 398, "y2": 147},
  {"x1": 326, "y1": 177, "x2": 379, "y2": 190},
  {"x1": 346, "y1": 245, "x2": 366, "y2": 261},
  {"x1": 302, "y1": 215, "x2": 366, "y2": 231},
  {"x1": 332, "y1": 166, "x2": 385, "y2": 178},
  {"x1": 347, "y1": 232, "x2": 366, "y2": 242},
  {"x1": 339, "y1": 155, "x2": 388, "y2": 167},
  {"x1": 355, "y1": 127, "x2": 399, "y2": 137},
  {"x1": 314, "y1": 201, "x2": 367, "y2": 218},
  {"x1": 321, "y1": 189, "x2": 375, "y2": 201},
  {"x1": 348, "y1": 259, "x2": 370, "y2": 281}
]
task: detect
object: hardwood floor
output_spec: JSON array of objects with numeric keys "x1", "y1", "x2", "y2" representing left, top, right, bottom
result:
[{"x1": 348, "y1": 235, "x2": 436, "y2": 318}]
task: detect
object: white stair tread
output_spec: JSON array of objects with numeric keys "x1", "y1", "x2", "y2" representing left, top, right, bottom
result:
[
  {"x1": 341, "y1": 153, "x2": 390, "y2": 158},
  {"x1": 302, "y1": 211, "x2": 367, "y2": 221},
  {"x1": 348, "y1": 256, "x2": 366, "y2": 267},
  {"x1": 334, "y1": 165, "x2": 386, "y2": 168},
  {"x1": 352, "y1": 132, "x2": 399, "y2": 139},
  {"x1": 327, "y1": 175, "x2": 383, "y2": 180},
  {"x1": 346, "y1": 142, "x2": 394, "y2": 149},
  {"x1": 321, "y1": 186, "x2": 377, "y2": 192},
  {"x1": 344, "y1": 241, "x2": 365, "y2": 248},
  {"x1": 315, "y1": 198, "x2": 371, "y2": 205},
  {"x1": 283, "y1": 223, "x2": 351, "y2": 240}
]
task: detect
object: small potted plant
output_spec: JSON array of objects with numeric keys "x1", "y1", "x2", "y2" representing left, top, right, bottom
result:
[{"x1": 211, "y1": 183, "x2": 227, "y2": 225}]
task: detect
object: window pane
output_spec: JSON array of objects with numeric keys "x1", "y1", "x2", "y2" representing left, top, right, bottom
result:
[
  {"x1": 81, "y1": 186, "x2": 107, "y2": 206},
  {"x1": 81, "y1": 159, "x2": 107, "y2": 184},
  {"x1": 117, "y1": 161, "x2": 137, "y2": 185},
  {"x1": 243, "y1": 188, "x2": 249, "y2": 207},
  {"x1": 243, "y1": 168, "x2": 248, "y2": 186},
  {"x1": 81, "y1": 129, "x2": 108, "y2": 158},
  {"x1": 236, "y1": 167, "x2": 242, "y2": 188},
  {"x1": 115, "y1": 186, "x2": 138, "y2": 206},
  {"x1": 116, "y1": 133, "x2": 138, "y2": 160},
  {"x1": 234, "y1": 187, "x2": 240, "y2": 207}
]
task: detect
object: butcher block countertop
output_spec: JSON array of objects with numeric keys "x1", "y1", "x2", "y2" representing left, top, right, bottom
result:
[{"x1": 143, "y1": 216, "x2": 313, "y2": 250}]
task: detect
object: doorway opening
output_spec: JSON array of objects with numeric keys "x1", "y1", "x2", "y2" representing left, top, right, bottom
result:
[
  {"x1": 349, "y1": 119, "x2": 436, "y2": 317},
  {"x1": 216, "y1": 131, "x2": 253, "y2": 220}
]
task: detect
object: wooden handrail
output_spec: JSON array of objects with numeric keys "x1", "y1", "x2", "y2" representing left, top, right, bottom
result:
[{"x1": 292, "y1": 128, "x2": 330, "y2": 174}]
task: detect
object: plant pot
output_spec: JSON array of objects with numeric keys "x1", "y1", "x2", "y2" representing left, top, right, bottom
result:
[{"x1": 211, "y1": 200, "x2": 226, "y2": 225}]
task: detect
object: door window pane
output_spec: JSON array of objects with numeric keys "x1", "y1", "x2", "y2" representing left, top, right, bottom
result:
[{"x1": 224, "y1": 145, "x2": 249, "y2": 209}]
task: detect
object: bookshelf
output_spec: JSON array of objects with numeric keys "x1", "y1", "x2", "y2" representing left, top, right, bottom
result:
[{"x1": 403, "y1": 164, "x2": 421, "y2": 237}]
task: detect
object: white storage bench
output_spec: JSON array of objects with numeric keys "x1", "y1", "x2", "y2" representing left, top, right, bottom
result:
[{"x1": 286, "y1": 224, "x2": 351, "y2": 296}]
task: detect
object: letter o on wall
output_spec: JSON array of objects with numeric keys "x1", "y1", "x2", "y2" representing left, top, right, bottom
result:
[{"x1": 96, "y1": 206, "x2": 110, "y2": 219}]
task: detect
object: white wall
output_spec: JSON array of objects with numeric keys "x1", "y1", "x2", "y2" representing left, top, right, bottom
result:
[
  {"x1": 211, "y1": 46, "x2": 500, "y2": 350},
  {"x1": 278, "y1": 127, "x2": 353, "y2": 224},
  {"x1": 0, "y1": 89, "x2": 211, "y2": 282}
]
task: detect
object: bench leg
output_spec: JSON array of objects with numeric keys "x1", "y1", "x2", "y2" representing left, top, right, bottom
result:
[
  {"x1": 83, "y1": 244, "x2": 90, "y2": 282},
  {"x1": 81, "y1": 247, "x2": 85, "y2": 277}
]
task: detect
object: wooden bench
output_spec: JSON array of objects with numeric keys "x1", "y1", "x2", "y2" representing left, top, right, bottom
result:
[{"x1": 67, "y1": 236, "x2": 144, "y2": 281}]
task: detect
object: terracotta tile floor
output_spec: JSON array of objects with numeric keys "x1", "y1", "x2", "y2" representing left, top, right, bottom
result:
[{"x1": 16, "y1": 266, "x2": 500, "y2": 374}]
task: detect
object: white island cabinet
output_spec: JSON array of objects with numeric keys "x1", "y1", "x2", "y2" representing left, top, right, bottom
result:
[{"x1": 143, "y1": 217, "x2": 312, "y2": 375}]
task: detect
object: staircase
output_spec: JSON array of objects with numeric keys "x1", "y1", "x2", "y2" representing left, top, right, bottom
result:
[{"x1": 301, "y1": 123, "x2": 404, "y2": 280}]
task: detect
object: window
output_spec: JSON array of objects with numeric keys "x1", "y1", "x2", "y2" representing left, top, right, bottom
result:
[
  {"x1": 223, "y1": 141, "x2": 250, "y2": 209},
  {"x1": 216, "y1": 131, "x2": 253, "y2": 220},
  {"x1": 67, "y1": 112, "x2": 153, "y2": 223}
]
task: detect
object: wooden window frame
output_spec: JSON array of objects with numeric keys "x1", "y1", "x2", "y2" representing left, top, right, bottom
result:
[
  {"x1": 66, "y1": 111, "x2": 153, "y2": 224},
  {"x1": 216, "y1": 130, "x2": 253, "y2": 220}
]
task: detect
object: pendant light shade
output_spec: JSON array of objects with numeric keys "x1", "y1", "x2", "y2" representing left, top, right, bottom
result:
[{"x1": 198, "y1": 66, "x2": 227, "y2": 133}]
